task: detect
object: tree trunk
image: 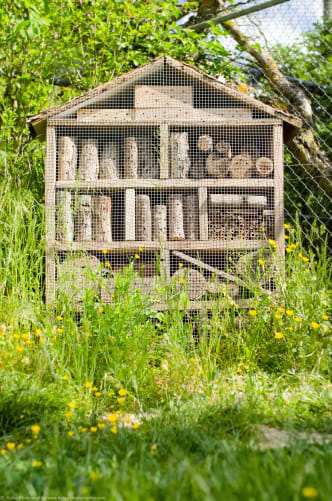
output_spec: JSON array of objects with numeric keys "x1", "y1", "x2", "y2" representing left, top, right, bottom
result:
[
  {"x1": 170, "y1": 132, "x2": 191, "y2": 178},
  {"x1": 57, "y1": 136, "x2": 77, "y2": 180},
  {"x1": 124, "y1": 137, "x2": 138, "y2": 178},
  {"x1": 184, "y1": 194, "x2": 199, "y2": 240},
  {"x1": 152, "y1": 204, "x2": 167, "y2": 241},
  {"x1": 93, "y1": 196, "x2": 112, "y2": 242},
  {"x1": 56, "y1": 190, "x2": 73, "y2": 242},
  {"x1": 136, "y1": 195, "x2": 152, "y2": 241},
  {"x1": 168, "y1": 194, "x2": 185, "y2": 240},
  {"x1": 75, "y1": 195, "x2": 92, "y2": 241},
  {"x1": 78, "y1": 138, "x2": 99, "y2": 180},
  {"x1": 99, "y1": 142, "x2": 119, "y2": 179}
]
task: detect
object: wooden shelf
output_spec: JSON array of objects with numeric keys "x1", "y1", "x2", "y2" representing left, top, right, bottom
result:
[
  {"x1": 53, "y1": 240, "x2": 267, "y2": 252},
  {"x1": 56, "y1": 179, "x2": 275, "y2": 190}
]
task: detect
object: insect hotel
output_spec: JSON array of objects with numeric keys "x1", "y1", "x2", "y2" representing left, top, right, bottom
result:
[{"x1": 28, "y1": 56, "x2": 301, "y2": 309}]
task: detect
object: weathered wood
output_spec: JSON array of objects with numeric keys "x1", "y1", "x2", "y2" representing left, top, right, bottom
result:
[
  {"x1": 172, "y1": 267, "x2": 207, "y2": 300},
  {"x1": 58, "y1": 254, "x2": 100, "y2": 304},
  {"x1": 56, "y1": 190, "x2": 73, "y2": 242},
  {"x1": 206, "y1": 153, "x2": 229, "y2": 178},
  {"x1": 99, "y1": 142, "x2": 119, "y2": 179},
  {"x1": 75, "y1": 195, "x2": 92, "y2": 241},
  {"x1": 173, "y1": 250, "x2": 240, "y2": 284},
  {"x1": 45, "y1": 126, "x2": 56, "y2": 304},
  {"x1": 125, "y1": 189, "x2": 135, "y2": 240},
  {"x1": 197, "y1": 135, "x2": 213, "y2": 152},
  {"x1": 93, "y1": 196, "x2": 112, "y2": 242},
  {"x1": 170, "y1": 132, "x2": 190, "y2": 179},
  {"x1": 168, "y1": 194, "x2": 185, "y2": 240},
  {"x1": 124, "y1": 137, "x2": 138, "y2": 178},
  {"x1": 136, "y1": 195, "x2": 152, "y2": 241},
  {"x1": 135, "y1": 85, "x2": 193, "y2": 108},
  {"x1": 256, "y1": 156, "x2": 274, "y2": 177},
  {"x1": 57, "y1": 136, "x2": 77, "y2": 180},
  {"x1": 184, "y1": 194, "x2": 199, "y2": 240},
  {"x1": 137, "y1": 137, "x2": 159, "y2": 178},
  {"x1": 236, "y1": 249, "x2": 276, "y2": 286},
  {"x1": 78, "y1": 138, "x2": 99, "y2": 180},
  {"x1": 198, "y1": 187, "x2": 208, "y2": 240},
  {"x1": 229, "y1": 153, "x2": 252, "y2": 178},
  {"x1": 215, "y1": 141, "x2": 232, "y2": 158},
  {"x1": 152, "y1": 205, "x2": 167, "y2": 241},
  {"x1": 189, "y1": 155, "x2": 206, "y2": 179},
  {"x1": 160, "y1": 124, "x2": 169, "y2": 179},
  {"x1": 273, "y1": 124, "x2": 285, "y2": 269},
  {"x1": 210, "y1": 194, "x2": 267, "y2": 208}
]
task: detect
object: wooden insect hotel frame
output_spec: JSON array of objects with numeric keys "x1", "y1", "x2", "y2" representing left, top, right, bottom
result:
[{"x1": 28, "y1": 56, "x2": 301, "y2": 309}]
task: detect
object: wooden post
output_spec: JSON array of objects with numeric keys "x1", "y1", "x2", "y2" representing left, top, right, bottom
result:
[
  {"x1": 56, "y1": 190, "x2": 73, "y2": 242},
  {"x1": 273, "y1": 124, "x2": 285, "y2": 269},
  {"x1": 137, "y1": 138, "x2": 159, "y2": 178},
  {"x1": 206, "y1": 153, "x2": 229, "y2": 178},
  {"x1": 93, "y1": 196, "x2": 112, "y2": 242},
  {"x1": 184, "y1": 194, "x2": 199, "y2": 240},
  {"x1": 152, "y1": 205, "x2": 167, "y2": 241},
  {"x1": 78, "y1": 138, "x2": 99, "y2": 180},
  {"x1": 124, "y1": 137, "x2": 138, "y2": 178},
  {"x1": 125, "y1": 189, "x2": 135, "y2": 240},
  {"x1": 228, "y1": 153, "x2": 252, "y2": 178},
  {"x1": 45, "y1": 126, "x2": 56, "y2": 304},
  {"x1": 136, "y1": 194, "x2": 152, "y2": 241},
  {"x1": 256, "y1": 156, "x2": 274, "y2": 177},
  {"x1": 75, "y1": 195, "x2": 92, "y2": 241},
  {"x1": 99, "y1": 142, "x2": 119, "y2": 179},
  {"x1": 57, "y1": 136, "x2": 77, "y2": 180},
  {"x1": 160, "y1": 124, "x2": 169, "y2": 179},
  {"x1": 170, "y1": 132, "x2": 190, "y2": 178},
  {"x1": 168, "y1": 194, "x2": 185, "y2": 240},
  {"x1": 198, "y1": 187, "x2": 208, "y2": 240}
]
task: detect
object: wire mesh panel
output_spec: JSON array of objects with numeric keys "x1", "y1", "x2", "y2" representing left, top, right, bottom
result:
[{"x1": 45, "y1": 56, "x2": 289, "y2": 308}]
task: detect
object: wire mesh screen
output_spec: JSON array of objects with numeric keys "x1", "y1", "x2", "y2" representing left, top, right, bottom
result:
[{"x1": 46, "y1": 57, "x2": 288, "y2": 307}]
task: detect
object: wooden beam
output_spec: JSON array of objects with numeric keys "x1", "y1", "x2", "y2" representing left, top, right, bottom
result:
[
  {"x1": 198, "y1": 187, "x2": 208, "y2": 240},
  {"x1": 45, "y1": 126, "x2": 56, "y2": 305}
]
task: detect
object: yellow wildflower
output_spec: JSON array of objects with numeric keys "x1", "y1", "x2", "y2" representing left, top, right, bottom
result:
[
  {"x1": 21, "y1": 333, "x2": 29, "y2": 339},
  {"x1": 31, "y1": 425, "x2": 40, "y2": 435},
  {"x1": 1, "y1": 449, "x2": 6, "y2": 456},
  {"x1": 151, "y1": 444, "x2": 157, "y2": 452},
  {"x1": 139, "y1": 247, "x2": 143, "y2": 252},
  {"x1": 111, "y1": 425, "x2": 117, "y2": 434},
  {"x1": 17, "y1": 443, "x2": 23, "y2": 449},
  {"x1": 274, "y1": 314, "x2": 282, "y2": 320},
  {"x1": 277, "y1": 307, "x2": 284, "y2": 313},
  {"x1": 68, "y1": 402, "x2": 76, "y2": 409},
  {"x1": 90, "y1": 427, "x2": 97, "y2": 433},
  {"x1": 117, "y1": 397, "x2": 125, "y2": 405},
  {"x1": 302, "y1": 256, "x2": 309, "y2": 262},
  {"x1": 322, "y1": 314, "x2": 329, "y2": 320},
  {"x1": 25, "y1": 439, "x2": 32, "y2": 444},
  {"x1": 124, "y1": 417, "x2": 131, "y2": 423},
  {"x1": 56, "y1": 328, "x2": 63, "y2": 333},
  {"x1": 65, "y1": 411, "x2": 73, "y2": 419},
  {"x1": 105, "y1": 262, "x2": 111, "y2": 268},
  {"x1": 298, "y1": 252, "x2": 303, "y2": 258},
  {"x1": 286, "y1": 247, "x2": 292, "y2": 253},
  {"x1": 116, "y1": 410, "x2": 121, "y2": 415},
  {"x1": 90, "y1": 471, "x2": 101, "y2": 480},
  {"x1": 268, "y1": 239, "x2": 276, "y2": 246},
  {"x1": 39, "y1": 337, "x2": 44, "y2": 344},
  {"x1": 287, "y1": 327, "x2": 293, "y2": 331},
  {"x1": 13, "y1": 334, "x2": 20, "y2": 339},
  {"x1": 63, "y1": 375, "x2": 69, "y2": 381},
  {"x1": 301, "y1": 486, "x2": 318, "y2": 498},
  {"x1": 16, "y1": 346, "x2": 24, "y2": 352},
  {"x1": 294, "y1": 317, "x2": 301, "y2": 322},
  {"x1": 180, "y1": 278, "x2": 186, "y2": 284},
  {"x1": 32, "y1": 460, "x2": 42, "y2": 467},
  {"x1": 102, "y1": 249, "x2": 108, "y2": 254},
  {"x1": 118, "y1": 388, "x2": 127, "y2": 396},
  {"x1": 81, "y1": 488, "x2": 89, "y2": 495},
  {"x1": 134, "y1": 254, "x2": 140, "y2": 259},
  {"x1": 35, "y1": 329, "x2": 42, "y2": 335},
  {"x1": 133, "y1": 423, "x2": 140, "y2": 429},
  {"x1": 85, "y1": 381, "x2": 92, "y2": 388},
  {"x1": 92, "y1": 386, "x2": 98, "y2": 392},
  {"x1": 290, "y1": 243, "x2": 298, "y2": 249},
  {"x1": 94, "y1": 392, "x2": 101, "y2": 397},
  {"x1": 56, "y1": 316, "x2": 63, "y2": 321},
  {"x1": 189, "y1": 357, "x2": 195, "y2": 362},
  {"x1": 67, "y1": 431, "x2": 74, "y2": 437},
  {"x1": 108, "y1": 391, "x2": 114, "y2": 396},
  {"x1": 274, "y1": 332, "x2": 284, "y2": 339},
  {"x1": 284, "y1": 235, "x2": 289, "y2": 239},
  {"x1": 284, "y1": 224, "x2": 290, "y2": 229},
  {"x1": 98, "y1": 423, "x2": 106, "y2": 430},
  {"x1": 311, "y1": 322, "x2": 320, "y2": 329},
  {"x1": 258, "y1": 259, "x2": 265, "y2": 265},
  {"x1": 6, "y1": 442, "x2": 15, "y2": 451},
  {"x1": 26, "y1": 339, "x2": 33, "y2": 345},
  {"x1": 98, "y1": 307, "x2": 104, "y2": 313},
  {"x1": 179, "y1": 263, "x2": 184, "y2": 268},
  {"x1": 108, "y1": 413, "x2": 117, "y2": 423},
  {"x1": 248, "y1": 310, "x2": 257, "y2": 316},
  {"x1": 238, "y1": 83, "x2": 248, "y2": 93},
  {"x1": 286, "y1": 310, "x2": 294, "y2": 317}
]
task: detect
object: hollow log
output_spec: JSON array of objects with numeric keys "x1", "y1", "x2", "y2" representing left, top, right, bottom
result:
[
  {"x1": 93, "y1": 196, "x2": 112, "y2": 242},
  {"x1": 206, "y1": 153, "x2": 229, "y2": 178},
  {"x1": 136, "y1": 195, "x2": 152, "y2": 241},
  {"x1": 184, "y1": 194, "x2": 199, "y2": 240},
  {"x1": 152, "y1": 204, "x2": 167, "y2": 241},
  {"x1": 78, "y1": 138, "x2": 99, "y2": 180},
  {"x1": 256, "y1": 156, "x2": 274, "y2": 177},
  {"x1": 125, "y1": 189, "x2": 135, "y2": 240},
  {"x1": 57, "y1": 136, "x2": 77, "y2": 180},
  {"x1": 56, "y1": 190, "x2": 73, "y2": 242},
  {"x1": 197, "y1": 135, "x2": 213, "y2": 152},
  {"x1": 168, "y1": 194, "x2": 185, "y2": 240},
  {"x1": 99, "y1": 142, "x2": 119, "y2": 179},
  {"x1": 228, "y1": 153, "x2": 252, "y2": 178},
  {"x1": 75, "y1": 195, "x2": 92, "y2": 241},
  {"x1": 170, "y1": 132, "x2": 190, "y2": 178},
  {"x1": 215, "y1": 141, "x2": 232, "y2": 159},
  {"x1": 124, "y1": 137, "x2": 138, "y2": 178},
  {"x1": 137, "y1": 138, "x2": 159, "y2": 178}
]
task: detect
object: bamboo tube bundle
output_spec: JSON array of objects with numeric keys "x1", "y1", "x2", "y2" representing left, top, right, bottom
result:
[
  {"x1": 57, "y1": 136, "x2": 77, "y2": 180},
  {"x1": 78, "y1": 138, "x2": 99, "y2": 180},
  {"x1": 208, "y1": 209, "x2": 264, "y2": 240},
  {"x1": 228, "y1": 153, "x2": 252, "y2": 178}
]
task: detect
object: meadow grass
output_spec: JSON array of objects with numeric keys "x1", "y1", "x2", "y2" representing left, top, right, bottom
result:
[{"x1": 0, "y1": 184, "x2": 331, "y2": 499}]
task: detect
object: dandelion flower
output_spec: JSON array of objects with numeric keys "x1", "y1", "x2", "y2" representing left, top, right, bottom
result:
[
  {"x1": 274, "y1": 314, "x2": 282, "y2": 320},
  {"x1": 90, "y1": 471, "x2": 101, "y2": 480},
  {"x1": 179, "y1": 263, "x2": 184, "y2": 268},
  {"x1": 294, "y1": 317, "x2": 301, "y2": 322},
  {"x1": 63, "y1": 375, "x2": 69, "y2": 381},
  {"x1": 13, "y1": 334, "x2": 20, "y2": 339},
  {"x1": 124, "y1": 417, "x2": 131, "y2": 423},
  {"x1": 17, "y1": 443, "x2": 23, "y2": 449},
  {"x1": 56, "y1": 316, "x2": 63, "y2": 321},
  {"x1": 180, "y1": 278, "x2": 186, "y2": 284},
  {"x1": 1, "y1": 449, "x2": 6, "y2": 456},
  {"x1": 301, "y1": 486, "x2": 318, "y2": 498},
  {"x1": 35, "y1": 329, "x2": 42, "y2": 335},
  {"x1": 268, "y1": 239, "x2": 276, "y2": 246},
  {"x1": 90, "y1": 426, "x2": 97, "y2": 433},
  {"x1": 284, "y1": 223, "x2": 290, "y2": 229},
  {"x1": 6, "y1": 442, "x2": 15, "y2": 451},
  {"x1": 16, "y1": 346, "x2": 24, "y2": 352},
  {"x1": 67, "y1": 431, "x2": 74, "y2": 437},
  {"x1": 91, "y1": 386, "x2": 98, "y2": 392},
  {"x1": 65, "y1": 411, "x2": 73, "y2": 419},
  {"x1": 311, "y1": 322, "x2": 320, "y2": 329},
  {"x1": 286, "y1": 310, "x2": 294, "y2": 317},
  {"x1": 57, "y1": 328, "x2": 63, "y2": 333},
  {"x1": 31, "y1": 425, "x2": 40, "y2": 435},
  {"x1": 284, "y1": 235, "x2": 289, "y2": 240},
  {"x1": 26, "y1": 339, "x2": 33, "y2": 345},
  {"x1": 258, "y1": 259, "x2": 265, "y2": 265},
  {"x1": 98, "y1": 307, "x2": 104, "y2": 313},
  {"x1": 134, "y1": 254, "x2": 140, "y2": 259},
  {"x1": 248, "y1": 310, "x2": 257, "y2": 317},
  {"x1": 86, "y1": 381, "x2": 92, "y2": 388},
  {"x1": 139, "y1": 247, "x2": 143, "y2": 252},
  {"x1": 108, "y1": 391, "x2": 114, "y2": 396},
  {"x1": 32, "y1": 460, "x2": 42, "y2": 468},
  {"x1": 68, "y1": 402, "x2": 76, "y2": 409},
  {"x1": 133, "y1": 423, "x2": 140, "y2": 429},
  {"x1": 189, "y1": 357, "x2": 195, "y2": 362},
  {"x1": 274, "y1": 332, "x2": 284, "y2": 339},
  {"x1": 298, "y1": 252, "x2": 303, "y2": 258},
  {"x1": 322, "y1": 314, "x2": 329, "y2": 320},
  {"x1": 287, "y1": 327, "x2": 293, "y2": 331},
  {"x1": 108, "y1": 414, "x2": 117, "y2": 423},
  {"x1": 102, "y1": 249, "x2": 108, "y2": 254},
  {"x1": 95, "y1": 392, "x2": 101, "y2": 397},
  {"x1": 277, "y1": 307, "x2": 284, "y2": 313},
  {"x1": 118, "y1": 388, "x2": 127, "y2": 396},
  {"x1": 302, "y1": 256, "x2": 309, "y2": 262},
  {"x1": 111, "y1": 425, "x2": 117, "y2": 434},
  {"x1": 39, "y1": 337, "x2": 44, "y2": 344},
  {"x1": 117, "y1": 397, "x2": 125, "y2": 405},
  {"x1": 98, "y1": 423, "x2": 106, "y2": 430},
  {"x1": 286, "y1": 247, "x2": 292, "y2": 253},
  {"x1": 105, "y1": 262, "x2": 111, "y2": 268},
  {"x1": 151, "y1": 444, "x2": 157, "y2": 452},
  {"x1": 290, "y1": 243, "x2": 298, "y2": 249},
  {"x1": 21, "y1": 333, "x2": 29, "y2": 340}
]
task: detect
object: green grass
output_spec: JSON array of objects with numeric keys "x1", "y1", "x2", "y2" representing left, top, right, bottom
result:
[{"x1": 0, "y1": 181, "x2": 331, "y2": 499}]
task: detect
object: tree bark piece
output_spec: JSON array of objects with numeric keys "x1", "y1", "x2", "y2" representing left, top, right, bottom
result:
[
  {"x1": 136, "y1": 195, "x2": 152, "y2": 241},
  {"x1": 170, "y1": 132, "x2": 191, "y2": 178},
  {"x1": 206, "y1": 153, "x2": 229, "y2": 178},
  {"x1": 125, "y1": 189, "x2": 135, "y2": 240},
  {"x1": 75, "y1": 195, "x2": 92, "y2": 241},
  {"x1": 229, "y1": 154, "x2": 252, "y2": 178},
  {"x1": 56, "y1": 190, "x2": 73, "y2": 242},
  {"x1": 57, "y1": 136, "x2": 77, "y2": 180},
  {"x1": 137, "y1": 137, "x2": 159, "y2": 178},
  {"x1": 78, "y1": 138, "x2": 99, "y2": 180},
  {"x1": 124, "y1": 137, "x2": 138, "y2": 178},
  {"x1": 184, "y1": 194, "x2": 199, "y2": 240},
  {"x1": 197, "y1": 135, "x2": 213, "y2": 152},
  {"x1": 152, "y1": 205, "x2": 167, "y2": 241},
  {"x1": 93, "y1": 196, "x2": 112, "y2": 242},
  {"x1": 215, "y1": 141, "x2": 232, "y2": 159},
  {"x1": 256, "y1": 156, "x2": 274, "y2": 177},
  {"x1": 168, "y1": 194, "x2": 185, "y2": 240},
  {"x1": 99, "y1": 142, "x2": 119, "y2": 179}
]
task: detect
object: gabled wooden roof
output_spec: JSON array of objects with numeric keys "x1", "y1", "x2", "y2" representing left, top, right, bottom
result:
[{"x1": 28, "y1": 55, "x2": 301, "y2": 144}]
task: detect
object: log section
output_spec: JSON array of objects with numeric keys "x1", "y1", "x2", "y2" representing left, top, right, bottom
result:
[
  {"x1": 152, "y1": 204, "x2": 167, "y2": 241},
  {"x1": 75, "y1": 195, "x2": 92, "y2": 241},
  {"x1": 56, "y1": 190, "x2": 73, "y2": 242},
  {"x1": 124, "y1": 137, "x2": 138, "y2": 178},
  {"x1": 99, "y1": 142, "x2": 119, "y2": 179},
  {"x1": 256, "y1": 156, "x2": 274, "y2": 177},
  {"x1": 78, "y1": 138, "x2": 99, "y2": 180},
  {"x1": 125, "y1": 189, "x2": 135, "y2": 240},
  {"x1": 215, "y1": 141, "x2": 232, "y2": 158},
  {"x1": 228, "y1": 153, "x2": 252, "y2": 178},
  {"x1": 57, "y1": 136, "x2": 77, "y2": 180},
  {"x1": 93, "y1": 196, "x2": 112, "y2": 242},
  {"x1": 184, "y1": 194, "x2": 199, "y2": 240},
  {"x1": 136, "y1": 194, "x2": 152, "y2": 241},
  {"x1": 168, "y1": 194, "x2": 185, "y2": 240},
  {"x1": 197, "y1": 135, "x2": 213, "y2": 152},
  {"x1": 170, "y1": 132, "x2": 190, "y2": 178}
]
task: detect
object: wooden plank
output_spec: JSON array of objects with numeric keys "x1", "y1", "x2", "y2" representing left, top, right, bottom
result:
[
  {"x1": 77, "y1": 109, "x2": 134, "y2": 122},
  {"x1": 135, "y1": 85, "x2": 193, "y2": 108},
  {"x1": 210, "y1": 194, "x2": 267, "y2": 208},
  {"x1": 273, "y1": 124, "x2": 285, "y2": 274},
  {"x1": 200, "y1": 107, "x2": 252, "y2": 119},
  {"x1": 56, "y1": 178, "x2": 275, "y2": 189},
  {"x1": 173, "y1": 250, "x2": 241, "y2": 284},
  {"x1": 198, "y1": 187, "x2": 208, "y2": 241},
  {"x1": 159, "y1": 124, "x2": 169, "y2": 179},
  {"x1": 125, "y1": 189, "x2": 135, "y2": 240},
  {"x1": 45, "y1": 126, "x2": 56, "y2": 305}
]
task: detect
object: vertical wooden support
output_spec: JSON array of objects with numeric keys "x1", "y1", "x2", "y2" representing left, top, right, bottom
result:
[
  {"x1": 160, "y1": 124, "x2": 169, "y2": 179},
  {"x1": 125, "y1": 189, "x2": 135, "y2": 240},
  {"x1": 198, "y1": 187, "x2": 208, "y2": 240},
  {"x1": 160, "y1": 245, "x2": 170, "y2": 283},
  {"x1": 273, "y1": 123, "x2": 285, "y2": 278},
  {"x1": 45, "y1": 126, "x2": 56, "y2": 305}
]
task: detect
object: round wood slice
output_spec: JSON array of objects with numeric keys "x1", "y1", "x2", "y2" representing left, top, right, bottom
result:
[
  {"x1": 228, "y1": 154, "x2": 252, "y2": 178},
  {"x1": 215, "y1": 141, "x2": 232, "y2": 159},
  {"x1": 206, "y1": 153, "x2": 229, "y2": 178},
  {"x1": 256, "y1": 157, "x2": 274, "y2": 177},
  {"x1": 197, "y1": 135, "x2": 213, "y2": 152}
]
